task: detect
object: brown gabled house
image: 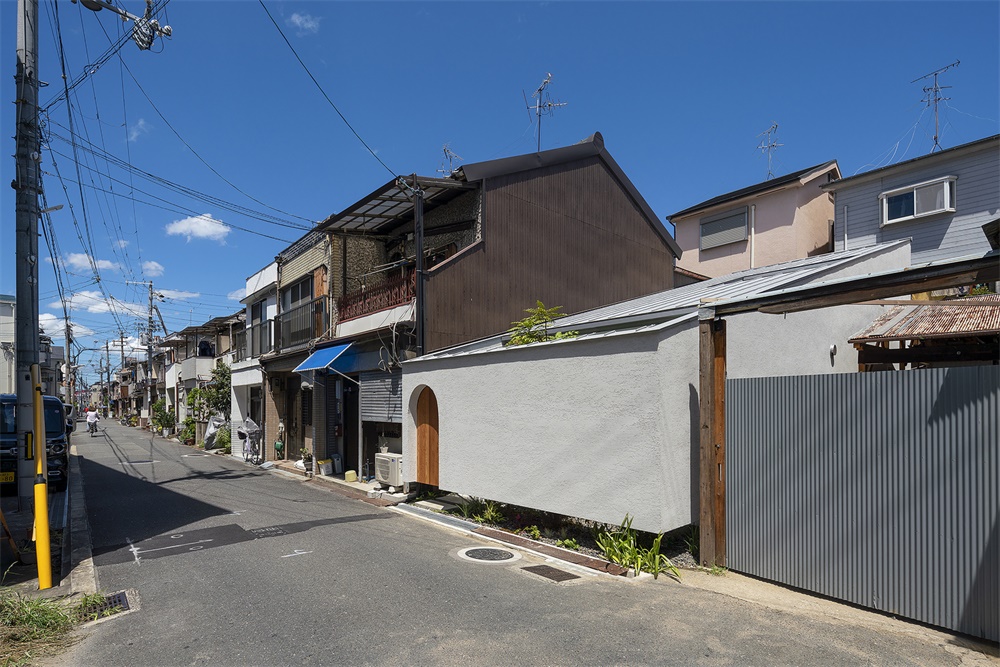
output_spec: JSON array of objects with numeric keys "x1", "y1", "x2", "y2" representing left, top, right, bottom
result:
[{"x1": 261, "y1": 132, "x2": 681, "y2": 479}]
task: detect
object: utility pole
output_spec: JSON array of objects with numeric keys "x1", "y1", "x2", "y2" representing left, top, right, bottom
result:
[
  {"x1": 105, "y1": 339, "x2": 111, "y2": 414},
  {"x1": 14, "y1": 0, "x2": 41, "y2": 507},
  {"x1": 126, "y1": 280, "x2": 159, "y2": 427}
]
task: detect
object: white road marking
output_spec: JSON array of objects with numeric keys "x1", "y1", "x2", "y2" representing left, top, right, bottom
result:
[
  {"x1": 280, "y1": 549, "x2": 312, "y2": 558},
  {"x1": 126, "y1": 537, "x2": 141, "y2": 564},
  {"x1": 134, "y1": 539, "x2": 214, "y2": 555},
  {"x1": 120, "y1": 461, "x2": 160, "y2": 466}
]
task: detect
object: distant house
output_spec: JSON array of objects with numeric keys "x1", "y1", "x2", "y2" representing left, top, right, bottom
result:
[
  {"x1": 669, "y1": 161, "x2": 840, "y2": 278},
  {"x1": 258, "y1": 132, "x2": 682, "y2": 480},
  {"x1": 230, "y1": 261, "x2": 277, "y2": 457},
  {"x1": 826, "y1": 134, "x2": 999, "y2": 264}
]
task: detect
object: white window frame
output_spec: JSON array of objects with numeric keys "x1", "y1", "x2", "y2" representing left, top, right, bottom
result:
[{"x1": 879, "y1": 175, "x2": 957, "y2": 226}]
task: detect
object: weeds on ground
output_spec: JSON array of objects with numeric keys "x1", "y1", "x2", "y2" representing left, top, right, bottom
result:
[
  {"x1": 556, "y1": 538, "x2": 580, "y2": 551},
  {"x1": 0, "y1": 591, "x2": 76, "y2": 666},
  {"x1": 522, "y1": 525, "x2": 542, "y2": 540},
  {"x1": 472, "y1": 500, "x2": 505, "y2": 525},
  {"x1": 594, "y1": 515, "x2": 681, "y2": 581},
  {"x1": 72, "y1": 592, "x2": 123, "y2": 622}
]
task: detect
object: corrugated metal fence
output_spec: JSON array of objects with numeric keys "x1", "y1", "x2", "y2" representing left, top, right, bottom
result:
[{"x1": 727, "y1": 366, "x2": 999, "y2": 641}]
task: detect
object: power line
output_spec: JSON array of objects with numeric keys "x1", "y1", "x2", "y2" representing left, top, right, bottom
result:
[{"x1": 258, "y1": 0, "x2": 397, "y2": 180}]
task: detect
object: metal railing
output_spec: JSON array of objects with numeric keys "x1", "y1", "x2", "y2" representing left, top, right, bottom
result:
[
  {"x1": 278, "y1": 298, "x2": 327, "y2": 350},
  {"x1": 249, "y1": 320, "x2": 273, "y2": 358},
  {"x1": 232, "y1": 330, "x2": 247, "y2": 363},
  {"x1": 336, "y1": 268, "x2": 415, "y2": 322}
]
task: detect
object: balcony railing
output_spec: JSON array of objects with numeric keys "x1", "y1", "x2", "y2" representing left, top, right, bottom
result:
[
  {"x1": 278, "y1": 297, "x2": 328, "y2": 350},
  {"x1": 336, "y1": 269, "x2": 416, "y2": 322},
  {"x1": 249, "y1": 320, "x2": 273, "y2": 358},
  {"x1": 233, "y1": 330, "x2": 248, "y2": 363}
]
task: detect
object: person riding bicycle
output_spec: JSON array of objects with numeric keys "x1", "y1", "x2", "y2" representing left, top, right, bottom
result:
[{"x1": 86, "y1": 407, "x2": 100, "y2": 435}]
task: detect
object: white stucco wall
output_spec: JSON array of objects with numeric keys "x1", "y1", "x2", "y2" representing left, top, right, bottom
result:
[{"x1": 403, "y1": 322, "x2": 699, "y2": 535}]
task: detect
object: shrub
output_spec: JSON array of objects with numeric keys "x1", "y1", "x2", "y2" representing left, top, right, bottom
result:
[{"x1": 595, "y1": 515, "x2": 681, "y2": 581}]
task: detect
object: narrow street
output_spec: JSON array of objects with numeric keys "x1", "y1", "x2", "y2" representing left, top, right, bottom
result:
[{"x1": 57, "y1": 423, "x2": 982, "y2": 666}]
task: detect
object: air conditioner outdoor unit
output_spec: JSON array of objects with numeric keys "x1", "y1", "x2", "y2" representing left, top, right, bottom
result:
[{"x1": 374, "y1": 452, "x2": 403, "y2": 487}]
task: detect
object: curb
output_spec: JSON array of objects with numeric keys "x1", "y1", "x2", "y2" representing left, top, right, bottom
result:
[
  {"x1": 392, "y1": 503, "x2": 628, "y2": 577},
  {"x1": 66, "y1": 444, "x2": 98, "y2": 596}
]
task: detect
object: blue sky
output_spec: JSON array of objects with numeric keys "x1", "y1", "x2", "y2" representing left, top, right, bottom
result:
[{"x1": 2, "y1": 0, "x2": 998, "y2": 383}]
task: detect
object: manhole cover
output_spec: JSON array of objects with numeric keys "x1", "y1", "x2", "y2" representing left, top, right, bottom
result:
[
  {"x1": 456, "y1": 546, "x2": 522, "y2": 563},
  {"x1": 466, "y1": 548, "x2": 514, "y2": 561},
  {"x1": 523, "y1": 564, "x2": 581, "y2": 582}
]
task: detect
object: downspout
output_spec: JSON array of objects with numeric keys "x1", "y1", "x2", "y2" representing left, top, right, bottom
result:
[
  {"x1": 842, "y1": 205, "x2": 849, "y2": 251},
  {"x1": 749, "y1": 204, "x2": 756, "y2": 269}
]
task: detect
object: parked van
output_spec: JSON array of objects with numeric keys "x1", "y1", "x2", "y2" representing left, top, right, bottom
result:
[{"x1": 0, "y1": 394, "x2": 70, "y2": 495}]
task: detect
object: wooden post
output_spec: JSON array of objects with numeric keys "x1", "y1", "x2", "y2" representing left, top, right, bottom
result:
[{"x1": 699, "y1": 316, "x2": 726, "y2": 567}]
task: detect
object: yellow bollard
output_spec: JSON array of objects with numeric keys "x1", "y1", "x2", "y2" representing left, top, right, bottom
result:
[{"x1": 31, "y1": 365, "x2": 52, "y2": 590}]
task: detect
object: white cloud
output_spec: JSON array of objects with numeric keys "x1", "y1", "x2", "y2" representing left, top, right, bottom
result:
[
  {"x1": 288, "y1": 12, "x2": 321, "y2": 34},
  {"x1": 39, "y1": 313, "x2": 94, "y2": 339},
  {"x1": 66, "y1": 252, "x2": 120, "y2": 272},
  {"x1": 165, "y1": 214, "x2": 230, "y2": 243},
  {"x1": 227, "y1": 288, "x2": 247, "y2": 301},
  {"x1": 158, "y1": 289, "x2": 200, "y2": 300},
  {"x1": 116, "y1": 240, "x2": 130, "y2": 249},
  {"x1": 143, "y1": 260, "x2": 165, "y2": 277},
  {"x1": 52, "y1": 290, "x2": 145, "y2": 315},
  {"x1": 128, "y1": 118, "x2": 150, "y2": 142}
]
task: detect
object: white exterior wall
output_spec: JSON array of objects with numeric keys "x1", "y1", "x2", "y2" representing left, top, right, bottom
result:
[{"x1": 403, "y1": 324, "x2": 699, "y2": 535}]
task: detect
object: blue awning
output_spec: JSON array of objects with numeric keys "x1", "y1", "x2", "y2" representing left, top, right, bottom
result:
[{"x1": 293, "y1": 343, "x2": 353, "y2": 375}]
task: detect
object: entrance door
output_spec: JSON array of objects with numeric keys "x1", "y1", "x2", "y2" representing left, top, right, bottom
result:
[{"x1": 416, "y1": 387, "x2": 438, "y2": 486}]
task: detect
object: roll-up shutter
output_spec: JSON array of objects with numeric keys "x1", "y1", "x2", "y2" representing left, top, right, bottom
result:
[
  {"x1": 700, "y1": 208, "x2": 748, "y2": 250},
  {"x1": 360, "y1": 370, "x2": 402, "y2": 423}
]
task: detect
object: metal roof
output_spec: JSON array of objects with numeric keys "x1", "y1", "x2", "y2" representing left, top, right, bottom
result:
[
  {"x1": 849, "y1": 294, "x2": 1000, "y2": 343},
  {"x1": 317, "y1": 177, "x2": 475, "y2": 236},
  {"x1": 410, "y1": 241, "x2": 909, "y2": 363},
  {"x1": 556, "y1": 241, "x2": 909, "y2": 327},
  {"x1": 668, "y1": 160, "x2": 839, "y2": 220}
]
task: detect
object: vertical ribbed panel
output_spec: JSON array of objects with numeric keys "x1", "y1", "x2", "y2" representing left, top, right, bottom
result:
[
  {"x1": 360, "y1": 370, "x2": 402, "y2": 423},
  {"x1": 727, "y1": 366, "x2": 999, "y2": 641}
]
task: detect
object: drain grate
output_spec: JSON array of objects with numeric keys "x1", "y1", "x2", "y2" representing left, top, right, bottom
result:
[
  {"x1": 464, "y1": 547, "x2": 515, "y2": 561},
  {"x1": 522, "y1": 564, "x2": 581, "y2": 582},
  {"x1": 77, "y1": 591, "x2": 130, "y2": 622}
]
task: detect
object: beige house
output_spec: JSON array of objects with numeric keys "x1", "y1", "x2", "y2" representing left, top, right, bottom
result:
[{"x1": 669, "y1": 161, "x2": 840, "y2": 278}]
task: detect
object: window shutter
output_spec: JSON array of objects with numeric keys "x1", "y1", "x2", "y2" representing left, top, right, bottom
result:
[{"x1": 700, "y1": 209, "x2": 748, "y2": 250}]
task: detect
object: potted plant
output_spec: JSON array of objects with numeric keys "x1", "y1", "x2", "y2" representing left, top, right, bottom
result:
[
  {"x1": 151, "y1": 399, "x2": 175, "y2": 437},
  {"x1": 180, "y1": 417, "x2": 196, "y2": 446}
]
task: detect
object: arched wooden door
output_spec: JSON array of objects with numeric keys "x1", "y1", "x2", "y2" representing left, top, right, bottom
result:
[{"x1": 416, "y1": 387, "x2": 439, "y2": 486}]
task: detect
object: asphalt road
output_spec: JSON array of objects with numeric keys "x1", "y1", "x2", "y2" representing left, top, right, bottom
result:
[{"x1": 55, "y1": 423, "x2": 975, "y2": 666}]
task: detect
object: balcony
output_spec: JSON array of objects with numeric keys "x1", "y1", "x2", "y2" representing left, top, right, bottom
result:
[
  {"x1": 336, "y1": 269, "x2": 415, "y2": 322},
  {"x1": 278, "y1": 297, "x2": 328, "y2": 350},
  {"x1": 232, "y1": 330, "x2": 247, "y2": 363},
  {"x1": 249, "y1": 320, "x2": 273, "y2": 358}
]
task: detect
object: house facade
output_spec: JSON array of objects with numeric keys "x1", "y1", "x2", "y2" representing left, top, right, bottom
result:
[
  {"x1": 401, "y1": 241, "x2": 911, "y2": 534},
  {"x1": 230, "y1": 261, "x2": 277, "y2": 457},
  {"x1": 669, "y1": 161, "x2": 840, "y2": 278},
  {"x1": 827, "y1": 134, "x2": 999, "y2": 264}
]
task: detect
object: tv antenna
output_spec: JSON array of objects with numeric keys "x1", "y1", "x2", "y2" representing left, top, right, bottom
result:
[
  {"x1": 436, "y1": 143, "x2": 463, "y2": 176},
  {"x1": 912, "y1": 60, "x2": 959, "y2": 152},
  {"x1": 755, "y1": 122, "x2": 783, "y2": 180},
  {"x1": 522, "y1": 72, "x2": 568, "y2": 152}
]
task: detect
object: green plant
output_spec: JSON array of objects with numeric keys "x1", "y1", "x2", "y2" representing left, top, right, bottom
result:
[
  {"x1": 186, "y1": 388, "x2": 206, "y2": 421},
  {"x1": 472, "y1": 499, "x2": 505, "y2": 525},
  {"x1": 595, "y1": 515, "x2": 681, "y2": 581},
  {"x1": 179, "y1": 416, "x2": 196, "y2": 443},
  {"x1": 523, "y1": 525, "x2": 542, "y2": 540},
  {"x1": 216, "y1": 427, "x2": 231, "y2": 452},
  {"x1": 151, "y1": 399, "x2": 175, "y2": 432},
  {"x1": 505, "y1": 301, "x2": 579, "y2": 347},
  {"x1": 73, "y1": 593, "x2": 123, "y2": 622},
  {"x1": 556, "y1": 538, "x2": 580, "y2": 551},
  {"x1": 707, "y1": 564, "x2": 727, "y2": 576},
  {"x1": 202, "y1": 362, "x2": 231, "y2": 417},
  {"x1": 684, "y1": 525, "x2": 700, "y2": 564},
  {"x1": 0, "y1": 591, "x2": 76, "y2": 665}
]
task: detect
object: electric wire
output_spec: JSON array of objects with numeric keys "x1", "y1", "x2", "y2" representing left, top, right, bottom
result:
[{"x1": 258, "y1": 0, "x2": 397, "y2": 181}]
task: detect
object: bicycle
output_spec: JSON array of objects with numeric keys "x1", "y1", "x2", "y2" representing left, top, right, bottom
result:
[{"x1": 237, "y1": 418, "x2": 262, "y2": 465}]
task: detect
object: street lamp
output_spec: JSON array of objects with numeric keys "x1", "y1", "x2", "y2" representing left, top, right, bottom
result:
[{"x1": 72, "y1": 0, "x2": 172, "y2": 51}]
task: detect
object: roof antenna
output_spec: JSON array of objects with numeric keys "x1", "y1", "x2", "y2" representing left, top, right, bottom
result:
[
  {"x1": 912, "y1": 60, "x2": 960, "y2": 153},
  {"x1": 755, "y1": 122, "x2": 782, "y2": 180},
  {"x1": 522, "y1": 72, "x2": 567, "y2": 152},
  {"x1": 436, "y1": 143, "x2": 463, "y2": 177}
]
